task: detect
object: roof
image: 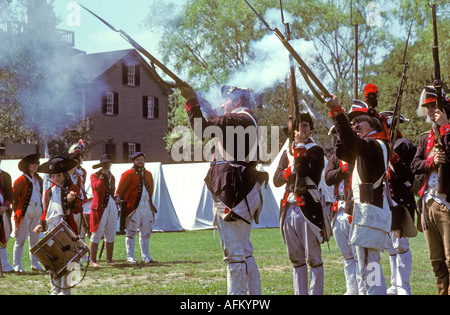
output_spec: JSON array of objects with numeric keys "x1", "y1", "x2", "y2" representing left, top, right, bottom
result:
[{"x1": 71, "y1": 49, "x2": 174, "y2": 94}]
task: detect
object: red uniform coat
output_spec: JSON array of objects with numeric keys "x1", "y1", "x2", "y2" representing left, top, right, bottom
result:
[
  {"x1": 116, "y1": 168, "x2": 157, "y2": 217},
  {"x1": 39, "y1": 181, "x2": 82, "y2": 234},
  {"x1": 90, "y1": 171, "x2": 116, "y2": 233},
  {"x1": 13, "y1": 174, "x2": 43, "y2": 226},
  {"x1": 0, "y1": 170, "x2": 13, "y2": 247}
]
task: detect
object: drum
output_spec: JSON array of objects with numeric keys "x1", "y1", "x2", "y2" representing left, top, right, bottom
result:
[{"x1": 30, "y1": 221, "x2": 89, "y2": 279}]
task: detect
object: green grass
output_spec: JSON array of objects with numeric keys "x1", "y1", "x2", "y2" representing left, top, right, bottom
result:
[{"x1": 0, "y1": 228, "x2": 437, "y2": 295}]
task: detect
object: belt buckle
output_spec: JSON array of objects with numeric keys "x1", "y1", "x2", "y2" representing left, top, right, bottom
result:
[{"x1": 428, "y1": 187, "x2": 436, "y2": 197}]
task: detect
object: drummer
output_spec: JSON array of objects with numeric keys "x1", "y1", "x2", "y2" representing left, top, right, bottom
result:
[{"x1": 33, "y1": 156, "x2": 82, "y2": 295}]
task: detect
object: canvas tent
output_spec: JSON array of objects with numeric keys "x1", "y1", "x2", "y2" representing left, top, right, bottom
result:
[
  {"x1": 1, "y1": 159, "x2": 184, "y2": 232},
  {"x1": 162, "y1": 162, "x2": 280, "y2": 230},
  {"x1": 83, "y1": 161, "x2": 184, "y2": 232}
]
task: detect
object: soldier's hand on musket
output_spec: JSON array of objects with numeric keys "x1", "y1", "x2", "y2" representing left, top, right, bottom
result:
[
  {"x1": 434, "y1": 151, "x2": 447, "y2": 166},
  {"x1": 324, "y1": 94, "x2": 339, "y2": 110},
  {"x1": 434, "y1": 108, "x2": 449, "y2": 126},
  {"x1": 178, "y1": 81, "x2": 196, "y2": 101}
]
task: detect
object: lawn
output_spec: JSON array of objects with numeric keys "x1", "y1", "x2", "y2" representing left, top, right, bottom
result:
[{"x1": 0, "y1": 228, "x2": 437, "y2": 295}]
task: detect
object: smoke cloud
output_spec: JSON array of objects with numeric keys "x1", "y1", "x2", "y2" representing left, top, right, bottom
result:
[{"x1": 199, "y1": 8, "x2": 317, "y2": 109}]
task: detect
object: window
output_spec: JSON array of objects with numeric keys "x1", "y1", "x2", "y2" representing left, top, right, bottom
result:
[
  {"x1": 122, "y1": 63, "x2": 140, "y2": 86},
  {"x1": 106, "y1": 92, "x2": 114, "y2": 115},
  {"x1": 102, "y1": 92, "x2": 119, "y2": 115},
  {"x1": 147, "y1": 97, "x2": 155, "y2": 118},
  {"x1": 127, "y1": 65, "x2": 135, "y2": 86},
  {"x1": 123, "y1": 142, "x2": 141, "y2": 162},
  {"x1": 128, "y1": 143, "x2": 136, "y2": 159},
  {"x1": 143, "y1": 96, "x2": 159, "y2": 119}
]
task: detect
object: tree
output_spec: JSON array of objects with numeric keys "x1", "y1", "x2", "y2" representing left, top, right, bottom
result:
[{"x1": 0, "y1": 0, "x2": 91, "y2": 155}]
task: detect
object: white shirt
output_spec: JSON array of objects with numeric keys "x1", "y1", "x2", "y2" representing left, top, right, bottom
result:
[{"x1": 46, "y1": 186, "x2": 65, "y2": 231}]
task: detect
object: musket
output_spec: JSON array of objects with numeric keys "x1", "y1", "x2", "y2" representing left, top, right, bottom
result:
[
  {"x1": 351, "y1": 0, "x2": 359, "y2": 100},
  {"x1": 47, "y1": 179, "x2": 87, "y2": 203},
  {"x1": 78, "y1": 3, "x2": 182, "y2": 89},
  {"x1": 244, "y1": 0, "x2": 332, "y2": 104},
  {"x1": 389, "y1": 22, "x2": 413, "y2": 149},
  {"x1": 280, "y1": 0, "x2": 300, "y2": 155},
  {"x1": 428, "y1": 1, "x2": 445, "y2": 193}
]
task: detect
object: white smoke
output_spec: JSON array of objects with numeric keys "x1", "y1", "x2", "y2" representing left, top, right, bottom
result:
[{"x1": 201, "y1": 8, "x2": 317, "y2": 109}]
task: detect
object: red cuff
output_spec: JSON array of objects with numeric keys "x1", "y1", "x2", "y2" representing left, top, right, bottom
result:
[
  {"x1": 293, "y1": 146, "x2": 307, "y2": 158},
  {"x1": 341, "y1": 163, "x2": 349, "y2": 173},
  {"x1": 283, "y1": 166, "x2": 293, "y2": 180},
  {"x1": 426, "y1": 156, "x2": 435, "y2": 169},
  {"x1": 440, "y1": 123, "x2": 450, "y2": 136},
  {"x1": 329, "y1": 106, "x2": 345, "y2": 119},
  {"x1": 390, "y1": 152, "x2": 401, "y2": 164},
  {"x1": 184, "y1": 98, "x2": 200, "y2": 112}
]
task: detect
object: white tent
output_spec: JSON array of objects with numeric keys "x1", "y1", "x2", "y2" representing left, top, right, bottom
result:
[
  {"x1": 83, "y1": 161, "x2": 184, "y2": 232},
  {"x1": 1, "y1": 159, "x2": 184, "y2": 232},
  {"x1": 162, "y1": 162, "x2": 280, "y2": 230}
]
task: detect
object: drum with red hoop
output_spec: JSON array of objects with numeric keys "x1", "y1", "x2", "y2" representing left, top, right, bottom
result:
[{"x1": 30, "y1": 221, "x2": 89, "y2": 279}]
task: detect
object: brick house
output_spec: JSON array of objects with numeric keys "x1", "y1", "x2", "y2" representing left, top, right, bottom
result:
[{"x1": 73, "y1": 49, "x2": 174, "y2": 163}]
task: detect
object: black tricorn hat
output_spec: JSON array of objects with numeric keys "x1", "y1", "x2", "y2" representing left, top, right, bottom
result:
[
  {"x1": 18, "y1": 153, "x2": 41, "y2": 173},
  {"x1": 379, "y1": 111, "x2": 409, "y2": 126},
  {"x1": 93, "y1": 154, "x2": 113, "y2": 169},
  {"x1": 282, "y1": 112, "x2": 314, "y2": 137},
  {"x1": 37, "y1": 156, "x2": 79, "y2": 175}
]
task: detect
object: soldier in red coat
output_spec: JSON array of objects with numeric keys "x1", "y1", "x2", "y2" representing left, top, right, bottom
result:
[
  {"x1": 411, "y1": 86, "x2": 450, "y2": 295},
  {"x1": 89, "y1": 154, "x2": 118, "y2": 266},
  {"x1": 0, "y1": 143, "x2": 14, "y2": 273},
  {"x1": 12, "y1": 153, "x2": 44, "y2": 272},
  {"x1": 116, "y1": 152, "x2": 157, "y2": 264}
]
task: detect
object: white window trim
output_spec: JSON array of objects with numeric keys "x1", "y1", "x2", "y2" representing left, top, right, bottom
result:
[
  {"x1": 128, "y1": 143, "x2": 136, "y2": 160},
  {"x1": 147, "y1": 96, "x2": 155, "y2": 119},
  {"x1": 127, "y1": 65, "x2": 135, "y2": 86},
  {"x1": 106, "y1": 92, "x2": 114, "y2": 115}
]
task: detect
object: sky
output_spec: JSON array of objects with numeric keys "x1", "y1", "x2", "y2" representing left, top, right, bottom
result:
[{"x1": 52, "y1": 0, "x2": 184, "y2": 57}]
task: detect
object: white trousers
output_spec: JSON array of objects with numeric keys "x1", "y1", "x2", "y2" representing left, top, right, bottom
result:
[
  {"x1": 332, "y1": 209, "x2": 365, "y2": 295},
  {"x1": 284, "y1": 203, "x2": 323, "y2": 295},
  {"x1": 355, "y1": 245, "x2": 387, "y2": 295},
  {"x1": 90, "y1": 197, "x2": 118, "y2": 244},
  {"x1": 125, "y1": 203, "x2": 154, "y2": 261},
  {"x1": 13, "y1": 202, "x2": 42, "y2": 271},
  {"x1": 214, "y1": 197, "x2": 261, "y2": 295},
  {"x1": 0, "y1": 213, "x2": 13, "y2": 272},
  {"x1": 385, "y1": 233, "x2": 412, "y2": 295}
]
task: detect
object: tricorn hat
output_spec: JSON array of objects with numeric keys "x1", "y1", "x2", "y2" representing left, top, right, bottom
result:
[
  {"x1": 37, "y1": 156, "x2": 79, "y2": 175},
  {"x1": 18, "y1": 153, "x2": 41, "y2": 173},
  {"x1": 379, "y1": 111, "x2": 409, "y2": 126},
  {"x1": 347, "y1": 99, "x2": 373, "y2": 121},
  {"x1": 0, "y1": 142, "x2": 5, "y2": 155},
  {"x1": 221, "y1": 85, "x2": 253, "y2": 100},
  {"x1": 418, "y1": 85, "x2": 450, "y2": 118},
  {"x1": 93, "y1": 154, "x2": 113, "y2": 169}
]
